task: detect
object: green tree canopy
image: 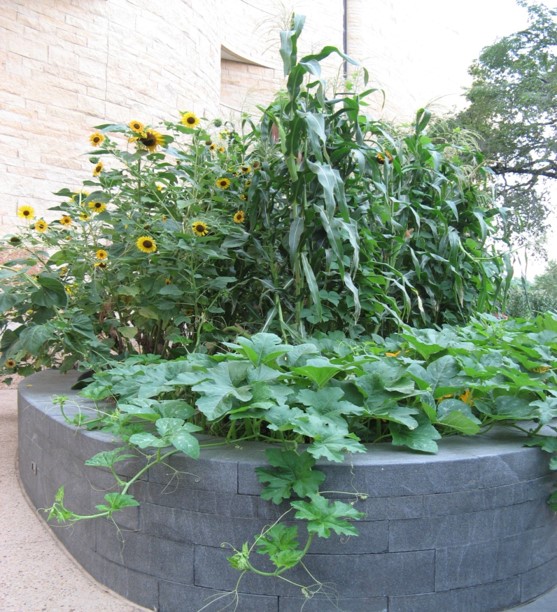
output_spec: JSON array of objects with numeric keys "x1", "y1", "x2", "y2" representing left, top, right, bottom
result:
[{"x1": 454, "y1": 1, "x2": 556, "y2": 243}]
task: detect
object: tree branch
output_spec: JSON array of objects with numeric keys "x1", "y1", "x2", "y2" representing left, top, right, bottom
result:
[{"x1": 491, "y1": 164, "x2": 557, "y2": 180}]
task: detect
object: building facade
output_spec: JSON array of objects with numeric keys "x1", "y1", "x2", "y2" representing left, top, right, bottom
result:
[{"x1": 1, "y1": 0, "x2": 494, "y2": 233}]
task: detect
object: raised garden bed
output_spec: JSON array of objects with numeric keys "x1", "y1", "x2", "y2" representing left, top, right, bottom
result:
[{"x1": 18, "y1": 370, "x2": 557, "y2": 611}]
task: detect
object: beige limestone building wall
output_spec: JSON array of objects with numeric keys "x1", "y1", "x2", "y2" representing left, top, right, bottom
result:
[
  {"x1": 0, "y1": 0, "x2": 477, "y2": 237},
  {"x1": 220, "y1": 0, "x2": 347, "y2": 118},
  {"x1": 0, "y1": 0, "x2": 221, "y2": 234}
]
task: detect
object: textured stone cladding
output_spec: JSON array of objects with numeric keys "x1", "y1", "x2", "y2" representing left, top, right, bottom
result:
[
  {"x1": 1, "y1": 0, "x2": 221, "y2": 233},
  {"x1": 1, "y1": 0, "x2": 425, "y2": 237},
  {"x1": 18, "y1": 370, "x2": 557, "y2": 611}
]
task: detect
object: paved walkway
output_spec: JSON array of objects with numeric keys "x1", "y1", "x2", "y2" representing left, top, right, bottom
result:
[
  {"x1": 1, "y1": 384, "x2": 556, "y2": 612},
  {"x1": 0, "y1": 387, "x2": 147, "y2": 612}
]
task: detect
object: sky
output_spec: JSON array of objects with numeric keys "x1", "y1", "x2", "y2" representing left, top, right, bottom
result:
[{"x1": 386, "y1": 0, "x2": 555, "y2": 279}]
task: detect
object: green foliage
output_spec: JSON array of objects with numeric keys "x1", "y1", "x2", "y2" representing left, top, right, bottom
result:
[
  {"x1": 77, "y1": 313, "x2": 557, "y2": 454},
  {"x1": 452, "y1": 1, "x2": 557, "y2": 242},
  {"x1": 10, "y1": 15, "x2": 556, "y2": 606},
  {"x1": 256, "y1": 449, "x2": 326, "y2": 504},
  {"x1": 291, "y1": 495, "x2": 365, "y2": 538},
  {"x1": 0, "y1": 14, "x2": 508, "y2": 381},
  {"x1": 44, "y1": 313, "x2": 557, "y2": 597},
  {"x1": 507, "y1": 261, "x2": 557, "y2": 317}
]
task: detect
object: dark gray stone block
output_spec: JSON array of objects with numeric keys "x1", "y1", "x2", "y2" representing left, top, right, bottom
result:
[
  {"x1": 159, "y1": 580, "x2": 279, "y2": 611},
  {"x1": 85, "y1": 555, "x2": 159, "y2": 610},
  {"x1": 477, "y1": 450, "x2": 551, "y2": 487},
  {"x1": 309, "y1": 458, "x2": 483, "y2": 498},
  {"x1": 141, "y1": 502, "x2": 270, "y2": 547},
  {"x1": 131, "y1": 479, "x2": 261, "y2": 518},
  {"x1": 389, "y1": 500, "x2": 552, "y2": 552},
  {"x1": 194, "y1": 545, "x2": 435, "y2": 597},
  {"x1": 422, "y1": 476, "x2": 555, "y2": 517},
  {"x1": 131, "y1": 479, "x2": 218, "y2": 513},
  {"x1": 300, "y1": 550, "x2": 436, "y2": 597},
  {"x1": 310, "y1": 519, "x2": 388, "y2": 554},
  {"x1": 520, "y1": 556, "x2": 557, "y2": 604},
  {"x1": 279, "y1": 593, "x2": 388, "y2": 611},
  {"x1": 435, "y1": 526, "x2": 557, "y2": 591},
  {"x1": 148, "y1": 453, "x2": 238, "y2": 492},
  {"x1": 95, "y1": 520, "x2": 194, "y2": 584},
  {"x1": 50, "y1": 518, "x2": 98, "y2": 572},
  {"x1": 194, "y1": 544, "x2": 301, "y2": 597},
  {"x1": 389, "y1": 575, "x2": 521, "y2": 612}
]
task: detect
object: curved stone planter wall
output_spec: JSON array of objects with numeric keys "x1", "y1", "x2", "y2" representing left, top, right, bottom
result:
[{"x1": 18, "y1": 370, "x2": 557, "y2": 612}]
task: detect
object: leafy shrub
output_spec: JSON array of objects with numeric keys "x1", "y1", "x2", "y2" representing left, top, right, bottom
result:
[
  {"x1": 5, "y1": 16, "x2": 554, "y2": 603},
  {"x1": 0, "y1": 16, "x2": 508, "y2": 382},
  {"x1": 507, "y1": 262, "x2": 557, "y2": 318}
]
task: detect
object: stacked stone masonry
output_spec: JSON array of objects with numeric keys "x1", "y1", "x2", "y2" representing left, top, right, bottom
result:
[
  {"x1": 2, "y1": 0, "x2": 448, "y2": 235},
  {"x1": 18, "y1": 370, "x2": 557, "y2": 612}
]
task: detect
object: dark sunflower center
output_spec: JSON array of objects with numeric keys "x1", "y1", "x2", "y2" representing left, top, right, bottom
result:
[
  {"x1": 143, "y1": 240, "x2": 153, "y2": 249},
  {"x1": 187, "y1": 117, "x2": 195, "y2": 124},
  {"x1": 23, "y1": 210, "x2": 30, "y2": 216},
  {"x1": 140, "y1": 133, "x2": 156, "y2": 147}
]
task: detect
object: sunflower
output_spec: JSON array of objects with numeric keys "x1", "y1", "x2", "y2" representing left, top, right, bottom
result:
[
  {"x1": 94, "y1": 262, "x2": 107, "y2": 269},
  {"x1": 215, "y1": 177, "x2": 231, "y2": 190},
  {"x1": 209, "y1": 143, "x2": 217, "y2": 152},
  {"x1": 192, "y1": 221, "x2": 209, "y2": 237},
  {"x1": 5, "y1": 359, "x2": 16, "y2": 369},
  {"x1": 240, "y1": 164, "x2": 251, "y2": 174},
  {"x1": 92, "y1": 161, "x2": 104, "y2": 176},
  {"x1": 60, "y1": 215, "x2": 72, "y2": 226},
  {"x1": 376, "y1": 150, "x2": 393, "y2": 164},
  {"x1": 139, "y1": 130, "x2": 165, "y2": 152},
  {"x1": 17, "y1": 205, "x2": 35, "y2": 220},
  {"x1": 79, "y1": 212, "x2": 90, "y2": 221},
  {"x1": 239, "y1": 193, "x2": 247, "y2": 201},
  {"x1": 89, "y1": 132, "x2": 105, "y2": 147},
  {"x1": 32, "y1": 219, "x2": 48, "y2": 233},
  {"x1": 218, "y1": 146, "x2": 226, "y2": 154},
  {"x1": 181, "y1": 111, "x2": 200, "y2": 128},
  {"x1": 88, "y1": 201, "x2": 106, "y2": 213},
  {"x1": 233, "y1": 210, "x2": 245, "y2": 224},
  {"x1": 136, "y1": 236, "x2": 157, "y2": 253},
  {"x1": 95, "y1": 249, "x2": 108, "y2": 260},
  {"x1": 128, "y1": 120, "x2": 145, "y2": 133}
]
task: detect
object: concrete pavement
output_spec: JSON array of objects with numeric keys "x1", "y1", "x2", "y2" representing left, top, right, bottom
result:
[{"x1": 0, "y1": 386, "x2": 148, "y2": 612}]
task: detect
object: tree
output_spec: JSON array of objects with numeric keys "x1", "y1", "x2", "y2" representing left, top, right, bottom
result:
[
  {"x1": 454, "y1": 1, "x2": 557, "y2": 243},
  {"x1": 506, "y1": 259, "x2": 557, "y2": 316}
]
